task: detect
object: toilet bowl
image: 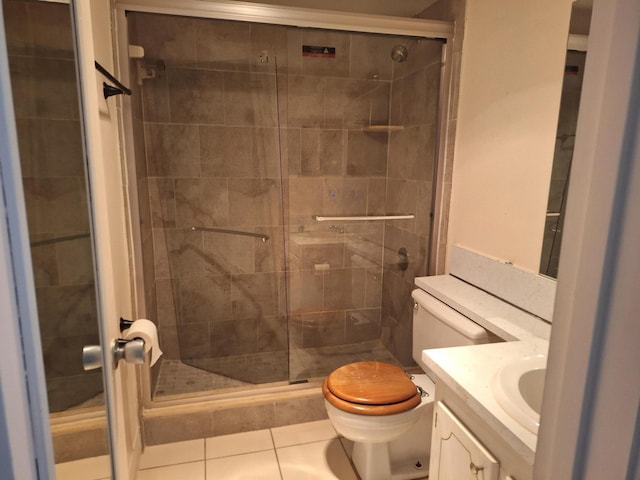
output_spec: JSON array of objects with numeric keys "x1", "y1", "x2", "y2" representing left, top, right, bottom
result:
[
  {"x1": 322, "y1": 288, "x2": 495, "y2": 480},
  {"x1": 323, "y1": 362, "x2": 434, "y2": 480}
]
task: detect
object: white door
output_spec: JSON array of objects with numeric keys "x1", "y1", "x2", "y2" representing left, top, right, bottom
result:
[
  {"x1": 70, "y1": 0, "x2": 141, "y2": 477},
  {"x1": 430, "y1": 401, "x2": 499, "y2": 480}
]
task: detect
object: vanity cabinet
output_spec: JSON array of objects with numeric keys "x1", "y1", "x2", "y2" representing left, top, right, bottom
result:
[{"x1": 430, "y1": 401, "x2": 499, "y2": 480}]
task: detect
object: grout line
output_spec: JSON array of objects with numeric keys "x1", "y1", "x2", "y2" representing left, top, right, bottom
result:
[
  {"x1": 203, "y1": 437, "x2": 207, "y2": 479},
  {"x1": 269, "y1": 428, "x2": 285, "y2": 480},
  {"x1": 137, "y1": 459, "x2": 205, "y2": 472}
]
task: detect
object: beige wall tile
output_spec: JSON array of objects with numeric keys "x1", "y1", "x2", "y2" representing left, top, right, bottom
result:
[
  {"x1": 23, "y1": 178, "x2": 89, "y2": 234},
  {"x1": 152, "y1": 228, "x2": 204, "y2": 279},
  {"x1": 57, "y1": 237, "x2": 95, "y2": 285},
  {"x1": 148, "y1": 178, "x2": 176, "y2": 228},
  {"x1": 288, "y1": 177, "x2": 323, "y2": 217},
  {"x1": 195, "y1": 18, "x2": 251, "y2": 70},
  {"x1": 145, "y1": 124, "x2": 200, "y2": 177},
  {"x1": 273, "y1": 398, "x2": 328, "y2": 428},
  {"x1": 16, "y1": 119, "x2": 84, "y2": 178},
  {"x1": 257, "y1": 315, "x2": 287, "y2": 353},
  {"x1": 323, "y1": 268, "x2": 366, "y2": 311},
  {"x1": 212, "y1": 404, "x2": 275, "y2": 436},
  {"x1": 144, "y1": 411, "x2": 214, "y2": 445},
  {"x1": 131, "y1": 13, "x2": 198, "y2": 66},
  {"x1": 345, "y1": 308, "x2": 381, "y2": 343},
  {"x1": 283, "y1": 75, "x2": 325, "y2": 128},
  {"x1": 228, "y1": 178, "x2": 282, "y2": 226},
  {"x1": 175, "y1": 178, "x2": 229, "y2": 228},
  {"x1": 9, "y1": 57, "x2": 79, "y2": 120},
  {"x1": 349, "y1": 33, "x2": 397, "y2": 81},
  {"x1": 231, "y1": 272, "x2": 283, "y2": 320},
  {"x1": 224, "y1": 72, "x2": 278, "y2": 127},
  {"x1": 180, "y1": 274, "x2": 233, "y2": 323},
  {"x1": 346, "y1": 131, "x2": 387, "y2": 176},
  {"x1": 53, "y1": 427, "x2": 109, "y2": 463},
  {"x1": 168, "y1": 68, "x2": 224, "y2": 124},
  {"x1": 300, "y1": 129, "x2": 344, "y2": 176},
  {"x1": 209, "y1": 317, "x2": 258, "y2": 356}
]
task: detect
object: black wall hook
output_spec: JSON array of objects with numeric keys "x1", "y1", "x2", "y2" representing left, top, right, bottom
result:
[
  {"x1": 95, "y1": 61, "x2": 132, "y2": 99},
  {"x1": 103, "y1": 83, "x2": 124, "y2": 99}
]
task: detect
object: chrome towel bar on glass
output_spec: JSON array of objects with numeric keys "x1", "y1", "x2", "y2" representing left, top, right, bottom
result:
[
  {"x1": 187, "y1": 226, "x2": 269, "y2": 242},
  {"x1": 312, "y1": 214, "x2": 415, "y2": 222}
]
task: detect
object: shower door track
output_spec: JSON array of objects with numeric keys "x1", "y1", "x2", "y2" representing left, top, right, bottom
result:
[{"x1": 115, "y1": 0, "x2": 453, "y2": 40}]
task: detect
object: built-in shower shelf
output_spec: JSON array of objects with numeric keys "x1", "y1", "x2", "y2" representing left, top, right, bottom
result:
[{"x1": 361, "y1": 125, "x2": 404, "y2": 132}]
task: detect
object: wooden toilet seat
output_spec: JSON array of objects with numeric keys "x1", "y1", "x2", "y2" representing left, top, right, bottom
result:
[{"x1": 322, "y1": 361, "x2": 421, "y2": 416}]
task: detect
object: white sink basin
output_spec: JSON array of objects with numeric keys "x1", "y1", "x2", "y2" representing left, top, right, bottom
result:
[{"x1": 491, "y1": 355, "x2": 546, "y2": 434}]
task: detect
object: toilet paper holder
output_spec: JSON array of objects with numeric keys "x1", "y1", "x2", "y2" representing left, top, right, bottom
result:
[{"x1": 120, "y1": 317, "x2": 134, "y2": 332}]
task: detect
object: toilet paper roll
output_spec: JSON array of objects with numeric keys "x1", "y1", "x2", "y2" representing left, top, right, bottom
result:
[{"x1": 123, "y1": 319, "x2": 163, "y2": 366}]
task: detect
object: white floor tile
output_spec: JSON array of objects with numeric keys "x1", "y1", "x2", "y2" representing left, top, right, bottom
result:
[
  {"x1": 271, "y1": 419, "x2": 336, "y2": 448},
  {"x1": 55, "y1": 455, "x2": 111, "y2": 480},
  {"x1": 277, "y1": 438, "x2": 358, "y2": 480},
  {"x1": 205, "y1": 450, "x2": 281, "y2": 480},
  {"x1": 137, "y1": 461, "x2": 205, "y2": 480},
  {"x1": 139, "y1": 439, "x2": 205, "y2": 469},
  {"x1": 206, "y1": 428, "x2": 274, "y2": 459}
]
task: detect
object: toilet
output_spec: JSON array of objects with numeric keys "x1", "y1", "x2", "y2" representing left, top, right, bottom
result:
[{"x1": 322, "y1": 288, "x2": 494, "y2": 480}]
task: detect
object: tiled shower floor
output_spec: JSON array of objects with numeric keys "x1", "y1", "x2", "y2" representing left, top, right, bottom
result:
[{"x1": 154, "y1": 340, "x2": 403, "y2": 398}]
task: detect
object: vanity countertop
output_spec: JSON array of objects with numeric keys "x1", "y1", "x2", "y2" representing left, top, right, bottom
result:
[{"x1": 415, "y1": 274, "x2": 550, "y2": 465}]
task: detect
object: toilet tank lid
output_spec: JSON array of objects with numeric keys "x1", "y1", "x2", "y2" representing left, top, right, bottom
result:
[{"x1": 412, "y1": 289, "x2": 489, "y2": 340}]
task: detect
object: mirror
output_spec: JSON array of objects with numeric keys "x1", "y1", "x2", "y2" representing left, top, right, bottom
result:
[
  {"x1": 540, "y1": 1, "x2": 592, "y2": 278},
  {"x1": 2, "y1": 0, "x2": 109, "y2": 465}
]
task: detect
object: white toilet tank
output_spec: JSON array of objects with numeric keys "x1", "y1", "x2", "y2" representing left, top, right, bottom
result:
[{"x1": 411, "y1": 288, "x2": 493, "y2": 371}]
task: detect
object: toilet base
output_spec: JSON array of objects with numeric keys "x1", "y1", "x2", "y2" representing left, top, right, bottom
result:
[{"x1": 351, "y1": 441, "x2": 429, "y2": 480}]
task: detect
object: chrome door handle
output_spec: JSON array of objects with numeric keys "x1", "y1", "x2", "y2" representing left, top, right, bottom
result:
[
  {"x1": 82, "y1": 345, "x2": 103, "y2": 371},
  {"x1": 112, "y1": 338, "x2": 145, "y2": 368},
  {"x1": 82, "y1": 338, "x2": 145, "y2": 371}
]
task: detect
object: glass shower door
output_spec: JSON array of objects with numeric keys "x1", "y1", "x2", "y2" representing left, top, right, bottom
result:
[
  {"x1": 127, "y1": 13, "x2": 290, "y2": 392},
  {"x1": 280, "y1": 28, "x2": 443, "y2": 381}
]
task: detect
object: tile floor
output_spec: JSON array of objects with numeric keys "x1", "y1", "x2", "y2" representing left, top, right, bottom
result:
[{"x1": 55, "y1": 420, "x2": 361, "y2": 480}]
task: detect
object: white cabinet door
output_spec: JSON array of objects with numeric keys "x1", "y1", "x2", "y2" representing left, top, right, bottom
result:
[{"x1": 430, "y1": 401, "x2": 499, "y2": 480}]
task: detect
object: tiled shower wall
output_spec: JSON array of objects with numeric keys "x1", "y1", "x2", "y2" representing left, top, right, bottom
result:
[
  {"x1": 127, "y1": 13, "x2": 441, "y2": 379},
  {"x1": 3, "y1": 0, "x2": 102, "y2": 412},
  {"x1": 381, "y1": 40, "x2": 442, "y2": 365}
]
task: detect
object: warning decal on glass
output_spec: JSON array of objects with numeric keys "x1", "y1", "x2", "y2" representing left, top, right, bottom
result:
[{"x1": 302, "y1": 45, "x2": 336, "y2": 58}]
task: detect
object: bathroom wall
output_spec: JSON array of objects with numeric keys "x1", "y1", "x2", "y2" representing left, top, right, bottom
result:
[
  {"x1": 448, "y1": 0, "x2": 574, "y2": 272},
  {"x1": 128, "y1": 13, "x2": 441, "y2": 378},
  {"x1": 2, "y1": 0, "x2": 102, "y2": 413}
]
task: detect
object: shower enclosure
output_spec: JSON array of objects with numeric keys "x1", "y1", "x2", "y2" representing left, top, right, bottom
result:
[{"x1": 125, "y1": 12, "x2": 443, "y2": 399}]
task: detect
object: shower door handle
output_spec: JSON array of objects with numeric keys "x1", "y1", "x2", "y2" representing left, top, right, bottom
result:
[{"x1": 82, "y1": 344, "x2": 103, "y2": 371}]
